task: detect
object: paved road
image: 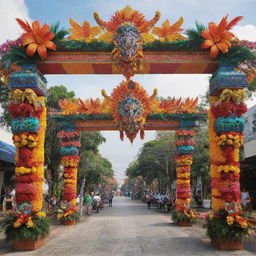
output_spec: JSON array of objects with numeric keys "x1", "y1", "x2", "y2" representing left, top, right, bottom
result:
[{"x1": 2, "y1": 197, "x2": 254, "y2": 256}]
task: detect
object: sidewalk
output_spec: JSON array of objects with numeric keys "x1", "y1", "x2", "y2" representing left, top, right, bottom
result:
[
  {"x1": 0, "y1": 213, "x2": 89, "y2": 254},
  {"x1": 179, "y1": 222, "x2": 256, "y2": 255}
]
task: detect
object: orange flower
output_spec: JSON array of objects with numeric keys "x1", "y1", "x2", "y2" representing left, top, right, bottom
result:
[
  {"x1": 94, "y1": 5, "x2": 160, "y2": 33},
  {"x1": 16, "y1": 18, "x2": 56, "y2": 60},
  {"x1": 69, "y1": 18, "x2": 101, "y2": 41},
  {"x1": 152, "y1": 17, "x2": 186, "y2": 41},
  {"x1": 58, "y1": 98, "x2": 78, "y2": 115},
  {"x1": 201, "y1": 15, "x2": 243, "y2": 57}
]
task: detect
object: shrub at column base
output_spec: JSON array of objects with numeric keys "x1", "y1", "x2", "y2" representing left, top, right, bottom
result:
[
  {"x1": 2, "y1": 212, "x2": 50, "y2": 251},
  {"x1": 171, "y1": 208, "x2": 196, "y2": 227},
  {"x1": 204, "y1": 210, "x2": 253, "y2": 250},
  {"x1": 56, "y1": 210, "x2": 80, "y2": 225}
]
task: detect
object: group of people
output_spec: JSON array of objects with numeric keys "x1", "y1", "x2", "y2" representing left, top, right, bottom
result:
[{"x1": 84, "y1": 192, "x2": 114, "y2": 215}]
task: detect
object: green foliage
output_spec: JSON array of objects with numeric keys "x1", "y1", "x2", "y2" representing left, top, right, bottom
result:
[
  {"x1": 126, "y1": 131, "x2": 176, "y2": 188},
  {"x1": 185, "y1": 22, "x2": 207, "y2": 49},
  {"x1": 2, "y1": 215, "x2": 50, "y2": 242},
  {"x1": 125, "y1": 160, "x2": 141, "y2": 178},
  {"x1": 45, "y1": 85, "x2": 76, "y2": 198},
  {"x1": 56, "y1": 40, "x2": 114, "y2": 52},
  {"x1": 217, "y1": 46, "x2": 256, "y2": 66},
  {"x1": 247, "y1": 78, "x2": 256, "y2": 92},
  {"x1": 204, "y1": 215, "x2": 251, "y2": 241},
  {"x1": 80, "y1": 131, "x2": 106, "y2": 153},
  {"x1": 58, "y1": 212, "x2": 80, "y2": 222},
  {"x1": 47, "y1": 85, "x2": 75, "y2": 109},
  {"x1": 191, "y1": 125, "x2": 210, "y2": 197},
  {"x1": 50, "y1": 22, "x2": 69, "y2": 43},
  {"x1": 1, "y1": 46, "x2": 38, "y2": 65},
  {"x1": 0, "y1": 80, "x2": 11, "y2": 126}
]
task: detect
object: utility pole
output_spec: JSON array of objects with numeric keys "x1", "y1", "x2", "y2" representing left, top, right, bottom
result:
[{"x1": 79, "y1": 178, "x2": 86, "y2": 216}]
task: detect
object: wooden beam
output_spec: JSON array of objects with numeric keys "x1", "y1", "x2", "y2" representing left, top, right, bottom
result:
[
  {"x1": 38, "y1": 51, "x2": 218, "y2": 75},
  {"x1": 75, "y1": 119, "x2": 180, "y2": 131}
]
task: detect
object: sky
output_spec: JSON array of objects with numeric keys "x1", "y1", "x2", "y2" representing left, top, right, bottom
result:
[{"x1": 0, "y1": 0, "x2": 256, "y2": 184}]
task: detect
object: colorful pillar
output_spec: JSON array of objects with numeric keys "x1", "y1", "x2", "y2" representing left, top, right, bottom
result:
[
  {"x1": 175, "y1": 122, "x2": 196, "y2": 224},
  {"x1": 7, "y1": 64, "x2": 48, "y2": 236},
  {"x1": 57, "y1": 128, "x2": 81, "y2": 222},
  {"x1": 208, "y1": 64, "x2": 248, "y2": 243}
]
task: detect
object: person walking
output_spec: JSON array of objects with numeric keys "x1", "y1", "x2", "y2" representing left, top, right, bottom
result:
[
  {"x1": 241, "y1": 189, "x2": 249, "y2": 208},
  {"x1": 108, "y1": 193, "x2": 114, "y2": 207},
  {"x1": 85, "y1": 193, "x2": 93, "y2": 216}
]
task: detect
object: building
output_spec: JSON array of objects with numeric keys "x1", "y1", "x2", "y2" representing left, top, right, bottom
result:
[
  {"x1": 241, "y1": 105, "x2": 256, "y2": 207},
  {"x1": 0, "y1": 128, "x2": 15, "y2": 206},
  {"x1": 243, "y1": 105, "x2": 256, "y2": 163}
]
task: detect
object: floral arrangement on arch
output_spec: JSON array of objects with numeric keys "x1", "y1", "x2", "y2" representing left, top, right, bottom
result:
[{"x1": 1, "y1": 6, "x2": 255, "y2": 82}]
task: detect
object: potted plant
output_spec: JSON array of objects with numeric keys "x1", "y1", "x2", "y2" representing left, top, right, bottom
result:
[
  {"x1": 171, "y1": 207, "x2": 197, "y2": 227},
  {"x1": 1, "y1": 203, "x2": 50, "y2": 250},
  {"x1": 204, "y1": 203, "x2": 253, "y2": 250},
  {"x1": 55, "y1": 201, "x2": 80, "y2": 225}
]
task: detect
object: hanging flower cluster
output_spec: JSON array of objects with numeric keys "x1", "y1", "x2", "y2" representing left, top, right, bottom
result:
[{"x1": 175, "y1": 130, "x2": 195, "y2": 214}]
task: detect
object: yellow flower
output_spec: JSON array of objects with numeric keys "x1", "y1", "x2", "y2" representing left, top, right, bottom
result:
[
  {"x1": 21, "y1": 139, "x2": 28, "y2": 146},
  {"x1": 220, "y1": 134, "x2": 227, "y2": 140},
  {"x1": 226, "y1": 216, "x2": 234, "y2": 225},
  {"x1": 26, "y1": 220, "x2": 33, "y2": 228},
  {"x1": 57, "y1": 214, "x2": 63, "y2": 220},
  {"x1": 240, "y1": 222, "x2": 248, "y2": 228},
  {"x1": 37, "y1": 211, "x2": 46, "y2": 217},
  {"x1": 28, "y1": 135, "x2": 35, "y2": 141}
]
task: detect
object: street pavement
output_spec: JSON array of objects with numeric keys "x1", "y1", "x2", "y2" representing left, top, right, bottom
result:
[{"x1": 1, "y1": 196, "x2": 255, "y2": 256}]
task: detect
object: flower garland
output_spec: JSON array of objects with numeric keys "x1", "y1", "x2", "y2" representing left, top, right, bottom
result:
[
  {"x1": 8, "y1": 85, "x2": 46, "y2": 233},
  {"x1": 58, "y1": 131, "x2": 80, "y2": 217},
  {"x1": 175, "y1": 130, "x2": 195, "y2": 214},
  {"x1": 207, "y1": 86, "x2": 247, "y2": 242}
]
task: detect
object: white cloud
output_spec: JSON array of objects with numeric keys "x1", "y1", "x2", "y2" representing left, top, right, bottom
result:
[
  {"x1": 232, "y1": 24, "x2": 256, "y2": 41},
  {"x1": 0, "y1": 0, "x2": 31, "y2": 44}
]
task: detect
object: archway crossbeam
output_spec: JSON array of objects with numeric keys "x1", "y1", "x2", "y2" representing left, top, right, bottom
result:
[{"x1": 52, "y1": 79, "x2": 205, "y2": 142}]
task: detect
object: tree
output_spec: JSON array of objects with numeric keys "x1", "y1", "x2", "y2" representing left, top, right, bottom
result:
[
  {"x1": 78, "y1": 132, "x2": 114, "y2": 193},
  {"x1": 191, "y1": 125, "x2": 210, "y2": 198},
  {"x1": 125, "y1": 131, "x2": 176, "y2": 192},
  {"x1": 44, "y1": 85, "x2": 75, "y2": 199},
  {"x1": 47, "y1": 85, "x2": 75, "y2": 109},
  {"x1": 0, "y1": 80, "x2": 11, "y2": 126}
]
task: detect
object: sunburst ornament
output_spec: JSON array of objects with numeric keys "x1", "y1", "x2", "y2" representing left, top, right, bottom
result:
[
  {"x1": 94, "y1": 5, "x2": 160, "y2": 79},
  {"x1": 102, "y1": 80, "x2": 157, "y2": 142}
]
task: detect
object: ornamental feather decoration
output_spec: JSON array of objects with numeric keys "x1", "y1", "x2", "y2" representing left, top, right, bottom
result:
[{"x1": 102, "y1": 79, "x2": 157, "y2": 142}]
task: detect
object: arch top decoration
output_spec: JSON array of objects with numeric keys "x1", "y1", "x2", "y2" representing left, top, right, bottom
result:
[
  {"x1": 51, "y1": 79, "x2": 204, "y2": 142},
  {"x1": 0, "y1": 5, "x2": 255, "y2": 80}
]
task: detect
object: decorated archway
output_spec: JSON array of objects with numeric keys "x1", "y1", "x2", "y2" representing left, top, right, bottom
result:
[{"x1": 1, "y1": 5, "x2": 255, "y2": 250}]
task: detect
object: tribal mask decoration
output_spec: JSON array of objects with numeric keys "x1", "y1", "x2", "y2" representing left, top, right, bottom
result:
[
  {"x1": 94, "y1": 5, "x2": 160, "y2": 79},
  {"x1": 102, "y1": 80, "x2": 157, "y2": 142}
]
